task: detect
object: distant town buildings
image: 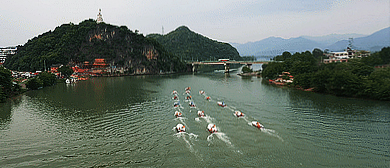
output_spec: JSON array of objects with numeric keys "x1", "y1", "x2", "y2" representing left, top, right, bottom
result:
[
  {"x1": 0, "y1": 47, "x2": 17, "y2": 65},
  {"x1": 323, "y1": 47, "x2": 370, "y2": 64},
  {"x1": 97, "y1": 9, "x2": 103, "y2": 24}
]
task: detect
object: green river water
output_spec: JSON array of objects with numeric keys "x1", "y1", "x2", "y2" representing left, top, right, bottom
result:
[{"x1": 0, "y1": 70, "x2": 389, "y2": 167}]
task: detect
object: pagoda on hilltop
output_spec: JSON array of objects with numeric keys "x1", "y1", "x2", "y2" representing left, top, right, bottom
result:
[{"x1": 97, "y1": 9, "x2": 103, "y2": 23}]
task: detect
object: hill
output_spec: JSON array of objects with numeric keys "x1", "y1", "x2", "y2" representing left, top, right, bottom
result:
[
  {"x1": 301, "y1": 33, "x2": 366, "y2": 46},
  {"x1": 146, "y1": 26, "x2": 240, "y2": 61},
  {"x1": 232, "y1": 27, "x2": 390, "y2": 56},
  {"x1": 4, "y1": 19, "x2": 186, "y2": 73},
  {"x1": 327, "y1": 27, "x2": 390, "y2": 51},
  {"x1": 232, "y1": 37, "x2": 323, "y2": 56}
]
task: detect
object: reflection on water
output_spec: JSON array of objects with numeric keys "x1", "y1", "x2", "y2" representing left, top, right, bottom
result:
[
  {"x1": 0, "y1": 96, "x2": 23, "y2": 130},
  {"x1": 0, "y1": 74, "x2": 389, "y2": 167},
  {"x1": 0, "y1": 100, "x2": 12, "y2": 129}
]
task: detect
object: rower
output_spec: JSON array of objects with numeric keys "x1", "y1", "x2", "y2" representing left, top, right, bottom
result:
[
  {"x1": 176, "y1": 124, "x2": 186, "y2": 132},
  {"x1": 197, "y1": 110, "x2": 205, "y2": 117},
  {"x1": 174, "y1": 101, "x2": 180, "y2": 107},
  {"x1": 174, "y1": 111, "x2": 182, "y2": 117},
  {"x1": 207, "y1": 124, "x2": 217, "y2": 133},
  {"x1": 252, "y1": 121, "x2": 264, "y2": 129},
  {"x1": 234, "y1": 111, "x2": 244, "y2": 117}
]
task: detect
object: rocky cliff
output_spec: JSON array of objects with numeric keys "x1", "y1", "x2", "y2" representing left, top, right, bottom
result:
[{"x1": 5, "y1": 19, "x2": 186, "y2": 74}]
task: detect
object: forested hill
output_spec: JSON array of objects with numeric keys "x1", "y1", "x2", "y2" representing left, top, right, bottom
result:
[
  {"x1": 146, "y1": 26, "x2": 241, "y2": 61},
  {"x1": 4, "y1": 19, "x2": 186, "y2": 73}
]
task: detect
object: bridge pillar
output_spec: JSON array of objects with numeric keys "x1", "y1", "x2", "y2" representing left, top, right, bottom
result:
[{"x1": 224, "y1": 63, "x2": 230, "y2": 73}]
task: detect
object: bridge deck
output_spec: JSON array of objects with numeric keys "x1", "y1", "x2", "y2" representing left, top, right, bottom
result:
[{"x1": 190, "y1": 61, "x2": 268, "y2": 65}]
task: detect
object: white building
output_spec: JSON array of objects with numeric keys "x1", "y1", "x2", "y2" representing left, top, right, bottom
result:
[
  {"x1": 329, "y1": 51, "x2": 349, "y2": 59},
  {"x1": 0, "y1": 47, "x2": 17, "y2": 65},
  {"x1": 323, "y1": 48, "x2": 370, "y2": 64}
]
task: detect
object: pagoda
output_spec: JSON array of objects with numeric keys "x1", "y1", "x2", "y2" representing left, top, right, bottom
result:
[{"x1": 97, "y1": 9, "x2": 103, "y2": 23}]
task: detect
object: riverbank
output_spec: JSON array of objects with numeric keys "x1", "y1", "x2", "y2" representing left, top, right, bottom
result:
[{"x1": 237, "y1": 72, "x2": 259, "y2": 77}]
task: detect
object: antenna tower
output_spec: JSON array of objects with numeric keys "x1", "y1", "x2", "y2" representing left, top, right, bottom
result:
[
  {"x1": 348, "y1": 38, "x2": 354, "y2": 49},
  {"x1": 162, "y1": 26, "x2": 164, "y2": 35}
]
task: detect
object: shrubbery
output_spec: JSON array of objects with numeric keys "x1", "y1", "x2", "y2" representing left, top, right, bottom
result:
[
  {"x1": 0, "y1": 67, "x2": 22, "y2": 102},
  {"x1": 262, "y1": 47, "x2": 390, "y2": 100},
  {"x1": 26, "y1": 72, "x2": 56, "y2": 90},
  {"x1": 242, "y1": 66, "x2": 253, "y2": 73}
]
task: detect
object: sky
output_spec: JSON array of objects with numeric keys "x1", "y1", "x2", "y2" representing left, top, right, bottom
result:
[{"x1": 1, "y1": 0, "x2": 389, "y2": 46}]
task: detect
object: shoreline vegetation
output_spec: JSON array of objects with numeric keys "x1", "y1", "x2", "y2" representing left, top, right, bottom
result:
[
  {"x1": 0, "y1": 66, "x2": 190, "y2": 103},
  {"x1": 261, "y1": 47, "x2": 390, "y2": 101},
  {"x1": 2, "y1": 47, "x2": 389, "y2": 102}
]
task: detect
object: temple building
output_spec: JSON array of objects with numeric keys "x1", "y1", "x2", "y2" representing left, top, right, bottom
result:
[
  {"x1": 93, "y1": 59, "x2": 108, "y2": 68},
  {"x1": 97, "y1": 9, "x2": 103, "y2": 23}
]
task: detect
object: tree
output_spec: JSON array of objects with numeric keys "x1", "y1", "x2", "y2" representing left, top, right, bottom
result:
[
  {"x1": 327, "y1": 70, "x2": 361, "y2": 97},
  {"x1": 38, "y1": 72, "x2": 56, "y2": 87},
  {"x1": 293, "y1": 73, "x2": 312, "y2": 89},
  {"x1": 262, "y1": 62, "x2": 284, "y2": 79},
  {"x1": 311, "y1": 69, "x2": 331, "y2": 93},
  {"x1": 348, "y1": 59, "x2": 374, "y2": 76},
  {"x1": 378, "y1": 47, "x2": 390, "y2": 64},
  {"x1": 57, "y1": 66, "x2": 74, "y2": 78},
  {"x1": 290, "y1": 61, "x2": 315, "y2": 75},
  {"x1": 0, "y1": 85, "x2": 5, "y2": 102},
  {"x1": 242, "y1": 66, "x2": 253, "y2": 73},
  {"x1": 26, "y1": 78, "x2": 43, "y2": 90},
  {"x1": 0, "y1": 67, "x2": 12, "y2": 96},
  {"x1": 312, "y1": 48, "x2": 323, "y2": 59}
]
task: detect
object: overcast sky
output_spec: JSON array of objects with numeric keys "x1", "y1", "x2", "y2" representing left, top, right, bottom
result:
[{"x1": 1, "y1": 0, "x2": 389, "y2": 46}]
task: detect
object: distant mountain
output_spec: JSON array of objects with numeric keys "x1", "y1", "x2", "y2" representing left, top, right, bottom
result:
[
  {"x1": 232, "y1": 27, "x2": 390, "y2": 56},
  {"x1": 326, "y1": 27, "x2": 390, "y2": 52},
  {"x1": 301, "y1": 33, "x2": 366, "y2": 46},
  {"x1": 232, "y1": 36, "x2": 323, "y2": 56},
  {"x1": 146, "y1": 26, "x2": 240, "y2": 61}
]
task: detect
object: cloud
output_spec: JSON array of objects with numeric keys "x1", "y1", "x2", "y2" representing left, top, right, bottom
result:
[{"x1": 0, "y1": 0, "x2": 389, "y2": 46}]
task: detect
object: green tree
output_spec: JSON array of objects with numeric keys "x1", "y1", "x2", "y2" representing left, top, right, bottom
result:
[
  {"x1": 26, "y1": 78, "x2": 43, "y2": 90},
  {"x1": 327, "y1": 70, "x2": 361, "y2": 97},
  {"x1": 312, "y1": 48, "x2": 323, "y2": 59},
  {"x1": 378, "y1": 47, "x2": 390, "y2": 64},
  {"x1": 311, "y1": 69, "x2": 331, "y2": 93},
  {"x1": 0, "y1": 67, "x2": 12, "y2": 97},
  {"x1": 242, "y1": 66, "x2": 253, "y2": 73},
  {"x1": 293, "y1": 73, "x2": 312, "y2": 89},
  {"x1": 38, "y1": 72, "x2": 56, "y2": 87},
  {"x1": 348, "y1": 59, "x2": 374, "y2": 76},
  {"x1": 290, "y1": 61, "x2": 315, "y2": 75},
  {"x1": 0, "y1": 85, "x2": 6, "y2": 102},
  {"x1": 262, "y1": 62, "x2": 285, "y2": 79},
  {"x1": 57, "y1": 66, "x2": 74, "y2": 78}
]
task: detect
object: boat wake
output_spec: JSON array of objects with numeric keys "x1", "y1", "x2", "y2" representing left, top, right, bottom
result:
[
  {"x1": 174, "y1": 132, "x2": 203, "y2": 161},
  {"x1": 246, "y1": 122, "x2": 283, "y2": 141},
  {"x1": 241, "y1": 117, "x2": 251, "y2": 123},
  {"x1": 207, "y1": 132, "x2": 233, "y2": 147},
  {"x1": 195, "y1": 116, "x2": 214, "y2": 124},
  {"x1": 174, "y1": 117, "x2": 187, "y2": 123},
  {"x1": 262, "y1": 128, "x2": 283, "y2": 142}
]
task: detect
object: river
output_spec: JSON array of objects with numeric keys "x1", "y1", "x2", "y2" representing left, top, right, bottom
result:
[{"x1": 0, "y1": 71, "x2": 389, "y2": 167}]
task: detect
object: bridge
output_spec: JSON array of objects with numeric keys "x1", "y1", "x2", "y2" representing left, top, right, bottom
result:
[{"x1": 188, "y1": 61, "x2": 269, "y2": 73}]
